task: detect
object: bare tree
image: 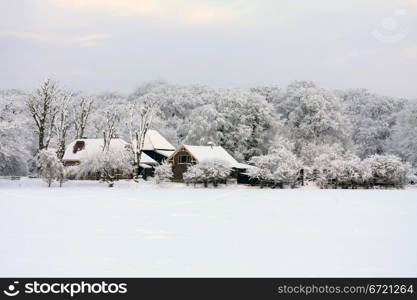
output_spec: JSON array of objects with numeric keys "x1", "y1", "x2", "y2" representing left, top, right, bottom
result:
[
  {"x1": 103, "y1": 110, "x2": 119, "y2": 151},
  {"x1": 27, "y1": 79, "x2": 60, "y2": 152},
  {"x1": 74, "y1": 96, "x2": 94, "y2": 139},
  {"x1": 55, "y1": 92, "x2": 73, "y2": 160},
  {"x1": 128, "y1": 93, "x2": 159, "y2": 178}
]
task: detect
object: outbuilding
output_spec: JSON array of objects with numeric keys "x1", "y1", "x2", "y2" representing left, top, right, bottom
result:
[{"x1": 167, "y1": 144, "x2": 253, "y2": 183}]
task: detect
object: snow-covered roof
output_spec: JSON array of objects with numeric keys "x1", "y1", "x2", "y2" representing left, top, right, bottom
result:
[
  {"x1": 63, "y1": 138, "x2": 126, "y2": 161},
  {"x1": 63, "y1": 138, "x2": 157, "y2": 165},
  {"x1": 234, "y1": 162, "x2": 256, "y2": 170},
  {"x1": 155, "y1": 149, "x2": 175, "y2": 158},
  {"x1": 141, "y1": 130, "x2": 175, "y2": 151},
  {"x1": 180, "y1": 145, "x2": 244, "y2": 168},
  {"x1": 139, "y1": 163, "x2": 152, "y2": 169},
  {"x1": 139, "y1": 153, "x2": 159, "y2": 165}
]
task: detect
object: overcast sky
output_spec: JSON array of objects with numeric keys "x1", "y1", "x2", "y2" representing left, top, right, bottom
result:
[{"x1": 0, "y1": 0, "x2": 416, "y2": 98}]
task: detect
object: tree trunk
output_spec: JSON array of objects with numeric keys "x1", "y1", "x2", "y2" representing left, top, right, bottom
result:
[
  {"x1": 39, "y1": 129, "x2": 45, "y2": 151},
  {"x1": 136, "y1": 151, "x2": 141, "y2": 178},
  {"x1": 57, "y1": 140, "x2": 65, "y2": 160}
]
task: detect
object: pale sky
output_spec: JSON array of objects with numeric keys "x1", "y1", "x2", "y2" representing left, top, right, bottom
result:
[{"x1": 1, "y1": 0, "x2": 416, "y2": 98}]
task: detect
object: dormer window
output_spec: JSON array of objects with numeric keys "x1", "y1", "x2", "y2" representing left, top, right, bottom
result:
[{"x1": 73, "y1": 141, "x2": 85, "y2": 153}]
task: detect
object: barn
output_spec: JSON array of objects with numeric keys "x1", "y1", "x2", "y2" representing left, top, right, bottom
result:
[
  {"x1": 140, "y1": 130, "x2": 176, "y2": 163},
  {"x1": 167, "y1": 144, "x2": 254, "y2": 183}
]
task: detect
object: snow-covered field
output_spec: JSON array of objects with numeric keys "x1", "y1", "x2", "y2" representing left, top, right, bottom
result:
[{"x1": 1, "y1": 178, "x2": 416, "y2": 277}]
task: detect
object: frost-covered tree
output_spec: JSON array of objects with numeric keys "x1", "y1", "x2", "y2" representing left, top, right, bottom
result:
[
  {"x1": 386, "y1": 100, "x2": 417, "y2": 167},
  {"x1": 128, "y1": 93, "x2": 159, "y2": 178},
  {"x1": 339, "y1": 89, "x2": 405, "y2": 158},
  {"x1": 270, "y1": 149, "x2": 302, "y2": 188},
  {"x1": 27, "y1": 79, "x2": 60, "y2": 152},
  {"x1": 300, "y1": 143, "x2": 345, "y2": 167},
  {"x1": 240, "y1": 93, "x2": 276, "y2": 159},
  {"x1": 247, "y1": 155, "x2": 275, "y2": 187},
  {"x1": 78, "y1": 149, "x2": 133, "y2": 187},
  {"x1": 363, "y1": 154, "x2": 410, "y2": 188},
  {"x1": 183, "y1": 88, "x2": 276, "y2": 160},
  {"x1": 55, "y1": 92, "x2": 73, "y2": 160},
  {"x1": 37, "y1": 149, "x2": 64, "y2": 187},
  {"x1": 0, "y1": 90, "x2": 33, "y2": 175},
  {"x1": 273, "y1": 81, "x2": 350, "y2": 155},
  {"x1": 181, "y1": 104, "x2": 221, "y2": 146},
  {"x1": 154, "y1": 161, "x2": 173, "y2": 183},
  {"x1": 250, "y1": 85, "x2": 281, "y2": 104},
  {"x1": 86, "y1": 92, "x2": 126, "y2": 139},
  {"x1": 311, "y1": 151, "x2": 369, "y2": 188},
  {"x1": 268, "y1": 133, "x2": 295, "y2": 153},
  {"x1": 102, "y1": 110, "x2": 119, "y2": 151},
  {"x1": 73, "y1": 95, "x2": 94, "y2": 139},
  {"x1": 248, "y1": 148, "x2": 301, "y2": 188}
]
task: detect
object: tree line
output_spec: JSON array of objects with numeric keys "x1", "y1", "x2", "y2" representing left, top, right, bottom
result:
[{"x1": 0, "y1": 79, "x2": 416, "y2": 188}]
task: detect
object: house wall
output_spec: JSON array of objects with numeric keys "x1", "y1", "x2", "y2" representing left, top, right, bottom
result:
[
  {"x1": 168, "y1": 148, "x2": 196, "y2": 182},
  {"x1": 167, "y1": 147, "x2": 248, "y2": 184}
]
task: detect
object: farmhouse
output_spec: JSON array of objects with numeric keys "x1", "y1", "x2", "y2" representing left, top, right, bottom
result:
[
  {"x1": 167, "y1": 144, "x2": 253, "y2": 183},
  {"x1": 62, "y1": 138, "x2": 158, "y2": 179}
]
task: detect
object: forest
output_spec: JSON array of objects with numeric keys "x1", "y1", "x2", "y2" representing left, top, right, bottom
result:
[{"x1": 0, "y1": 79, "x2": 416, "y2": 188}]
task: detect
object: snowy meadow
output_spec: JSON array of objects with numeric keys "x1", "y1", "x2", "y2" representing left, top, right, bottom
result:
[
  {"x1": 1, "y1": 79, "x2": 417, "y2": 277},
  {"x1": 1, "y1": 178, "x2": 416, "y2": 277}
]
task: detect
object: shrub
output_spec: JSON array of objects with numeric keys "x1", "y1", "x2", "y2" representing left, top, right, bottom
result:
[
  {"x1": 248, "y1": 148, "x2": 301, "y2": 188},
  {"x1": 183, "y1": 159, "x2": 231, "y2": 187},
  {"x1": 37, "y1": 149, "x2": 64, "y2": 187},
  {"x1": 154, "y1": 161, "x2": 173, "y2": 183}
]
